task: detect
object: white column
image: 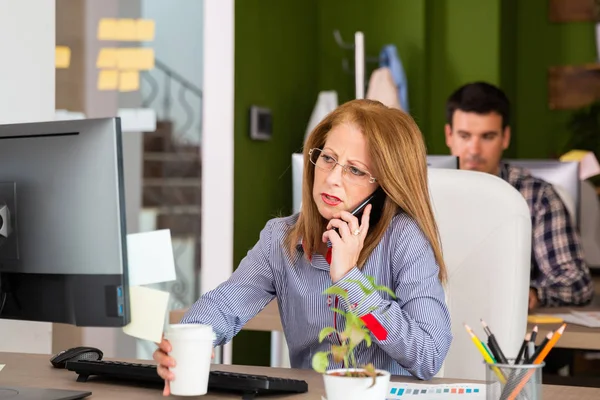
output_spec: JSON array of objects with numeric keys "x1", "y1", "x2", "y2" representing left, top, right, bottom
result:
[
  {"x1": 202, "y1": 0, "x2": 235, "y2": 364},
  {"x1": 0, "y1": 0, "x2": 56, "y2": 354}
]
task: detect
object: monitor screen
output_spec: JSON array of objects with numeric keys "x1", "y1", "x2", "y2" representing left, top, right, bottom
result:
[
  {"x1": 426, "y1": 155, "x2": 459, "y2": 169},
  {"x1": 507, "y1": 159, "x2": 580, "y2": 226},
  {"x1": 0, "y1": 118, "x2": 129, "y2": 327}
]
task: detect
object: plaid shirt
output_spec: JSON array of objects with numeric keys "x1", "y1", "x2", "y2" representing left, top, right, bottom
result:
[{"x1": 501, "y1": 163, "x2": 594, "y2": 307}]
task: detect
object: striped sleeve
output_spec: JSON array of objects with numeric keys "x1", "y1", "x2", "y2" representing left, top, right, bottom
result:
[
  {"x1": 335, "y1": 217, "x2": 452, "y2": 380},
  {"x1": 180, "y1": 220, "x2": 277, "y2": 345}
]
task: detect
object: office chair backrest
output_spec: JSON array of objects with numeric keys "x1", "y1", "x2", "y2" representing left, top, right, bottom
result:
[
  {"x1": 507, "y1": 159, "x2": 579, "y2": 227},
  {"x1": 428, "y1": 169, "x2": 531, "y2": 380},
  {"x1": 580, "y1": 180, "x2": 600, "y2": 269}
]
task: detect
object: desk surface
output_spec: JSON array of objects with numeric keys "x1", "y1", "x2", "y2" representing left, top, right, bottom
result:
[
  {"x1": 527, "y1": 307, "x2": 600, "y2": 350},
  {"x1": 172, "y1": 303, "x2": 600, "y2": 350},
  {"x1": 1, "y1": 352, "x2": 600, "y2": 399}
]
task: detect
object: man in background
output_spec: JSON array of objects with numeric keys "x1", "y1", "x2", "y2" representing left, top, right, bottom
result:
[{"x1": 444, "y1": 81, "x2": 594, "y2": 311}]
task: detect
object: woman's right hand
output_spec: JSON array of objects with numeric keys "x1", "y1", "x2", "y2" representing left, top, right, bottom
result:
[
  {"x1": 153, "y1": 336, "x2": 216, "y2": 396},
  {"x1": 154, "y1": 337, "x2": 175, "y2": 396}
]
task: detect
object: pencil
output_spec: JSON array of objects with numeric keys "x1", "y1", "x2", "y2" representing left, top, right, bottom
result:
[
  {"x1": 515, "y1": 333, "x2": 531, "y2": 365},
  {"x1": 464, "y1": 324, "x2": 506, "y2": 384},
  {"x1": 526, "y1": 332, "x2": 552, "y2": 364},
  {"x1": 529, "y1": 325, "x2": 538, "y2": 345},
  {"x1": 481, "y1": 319, "x2": 509, "y2": 364},
  {"x1": 507, "y1": 324, "x2": 567, "y2": 400}
]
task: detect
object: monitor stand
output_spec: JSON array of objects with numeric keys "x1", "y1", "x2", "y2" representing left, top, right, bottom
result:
[{"x1": 0, "y1": 386, "x2": 91, "y2": 399}]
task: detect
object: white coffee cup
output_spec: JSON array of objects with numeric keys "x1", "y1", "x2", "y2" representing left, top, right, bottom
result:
[{"x1": 164, "y1": 323, "x2": 215, "y2": 396}]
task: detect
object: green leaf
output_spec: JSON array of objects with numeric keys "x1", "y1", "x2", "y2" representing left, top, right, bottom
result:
[
  {"x1": 331, "y1": 344, "x2": 347, "y2": 364},
  {"x1": 374, "y1": 284, "x2": 397, "y2": 299},
  {"x1": 318, "y1": 327, "x2": 337, "y2": 343},
  {"x1": 364, "y1": 331, "x2": 372, "y2": 347},
  {"x1": 345, "y1": 311, "x2": 365, "y2": 328},
  {"x1": 365, "y1": 275, "x2": 377, "y2": 288},
  {"x1": 348, "y1": 325, "x2": 367, "y2": 347},
  {"x1": 345, "y1": 279, "x2": 373, "y2": 295},
  {"x1": 330, "y1": 307, "x2": 347, "y2": 317},
  {"x1": 311, "y1": 352, "x2": 329, "y2": 374},
  {"x1": 323, "y1": 286, "x2": 349, "y2": 300},
  {"x1": 363, "y1": 363, "x2": 377, "y2": 388}
]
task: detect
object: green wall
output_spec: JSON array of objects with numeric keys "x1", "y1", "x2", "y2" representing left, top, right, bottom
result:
[
  {"x1": 514, "y1": 0, "x2": 596, "y2": 158},
  {"x1": 232, "y1": 0, "x2": 318, "y2": 366},
  {"x1": 232, "y1": 0, "x2": 597, "y2": 366}
]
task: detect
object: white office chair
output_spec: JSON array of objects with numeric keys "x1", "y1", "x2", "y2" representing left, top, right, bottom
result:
[
  {"x1": 580, "y1": 180, "x2": 600, "y2": 268},
  {"x1": 428, "y1": 169, "x2": 532, "y2": 380}
]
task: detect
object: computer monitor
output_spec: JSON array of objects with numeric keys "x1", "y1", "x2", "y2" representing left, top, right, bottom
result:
[
  {"x1": 507, "y1": 159, "x2": 580, "y2": 226},
  {"x1": 0, "y1": 118, "x2": 130, "y2": 328},
  {"x1": 426, "y1": 155, "x2": 459, "y2": 169}
]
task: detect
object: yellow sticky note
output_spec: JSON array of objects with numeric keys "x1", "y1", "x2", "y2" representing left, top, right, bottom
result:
[
  {"x1": 0, "y1": 364, "x2": 4, "y2": 372},
  {"x1": 136, "y1": 19, "x2": 155, "y2": 41},
  {"x1": 96, "y1": 48, "x2": 118, "y2": 68},
  {"x1": 116, "y1": 18, "x2": 137, "y2": 41},
  {"x1": 55, "y1": 46, "x2": 70, "y2": 68},
  {"x1": 136, "y1": 48, "x2": 155, "y2": 70},
  {"x1": 97, "y1": 70, "x2": 119, "y2": 90},
  {"x1": 528, "y1": 314, "x2": 564, "y2": 324},
  {"x1": 560, "y1": 150, "x2": 589, "y2": 162},
  {"x1": 117, "y1": 48, "x2": 154, "y2": 70},
  {"x1": 98, "y1": 18, "x2": 118, "y2": 41},
  {"x1": 122, "y1": 286, "x2": 170, "y2": 343},
  {"x1": 119, "y1": 70, "x2": 140, "y2": 92}
]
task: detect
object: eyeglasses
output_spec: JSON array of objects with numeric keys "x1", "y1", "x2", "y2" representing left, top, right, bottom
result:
[{"x1": 309, "y1": 148, "x2": 377, "y2": 186}]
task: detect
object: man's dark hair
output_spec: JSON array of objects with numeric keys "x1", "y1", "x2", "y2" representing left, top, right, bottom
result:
[{"x1": 446, "y1": 82, "x2": 510, "y2": 129}]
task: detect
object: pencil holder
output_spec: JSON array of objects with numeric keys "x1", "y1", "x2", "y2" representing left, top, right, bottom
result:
[{"x1": 485, "y1": 359, "x2": 544, "y2": 400}]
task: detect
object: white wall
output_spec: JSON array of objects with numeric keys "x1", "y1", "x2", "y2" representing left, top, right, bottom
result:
[
  {"x1": 141, "y1": 0, "x2": 203, "y2": 144},
  {"x1": 0, "y1": 0, "x2": 56, "y2": 354}
]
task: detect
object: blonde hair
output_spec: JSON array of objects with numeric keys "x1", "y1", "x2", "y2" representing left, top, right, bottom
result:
[{"x1": 286, "y1": 99, "x2": 446, "y2": 283}]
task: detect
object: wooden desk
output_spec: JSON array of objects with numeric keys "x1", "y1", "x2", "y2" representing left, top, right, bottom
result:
[
  {"x1": 1, "y1": 352, "x2": 600, "y2": 399},
  {"x1": 528, "y1": 307, "x2": 600, "y2": 350},
  {"x1": 170, "y1": 300, "x2": 283, "y2": 332}
]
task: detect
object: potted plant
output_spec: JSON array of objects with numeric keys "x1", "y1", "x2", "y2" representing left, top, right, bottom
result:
[{"x1": 311, "y1": 276, "x2": 395, "y2": 400}]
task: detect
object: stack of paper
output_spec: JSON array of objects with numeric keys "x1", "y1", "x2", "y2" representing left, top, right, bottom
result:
[{"x1": 552, "y1": 311, "x2": 600, "y2": 328}]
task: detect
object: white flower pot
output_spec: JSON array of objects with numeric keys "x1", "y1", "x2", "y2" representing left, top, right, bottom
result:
[{"x1": 322, "y1": 368, "x2": 391, "y2": 400}]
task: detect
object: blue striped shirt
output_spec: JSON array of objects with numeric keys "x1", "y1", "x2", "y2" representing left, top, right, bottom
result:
[{"x1": 181, "y1": 213, "x2": 452, "y2": 380}]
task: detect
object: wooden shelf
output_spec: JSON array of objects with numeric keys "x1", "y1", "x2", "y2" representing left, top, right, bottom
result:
[
  {"x1": 549, "y1": 0, "x2": 599, "y2": 22},
  {"x1": 548, "y1": 64, "x2": 600, "y2": 109}
]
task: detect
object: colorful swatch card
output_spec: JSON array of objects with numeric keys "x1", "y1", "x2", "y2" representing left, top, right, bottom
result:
[{"x1": 387, "y1": 383, "x2": 486, "y2": 400}]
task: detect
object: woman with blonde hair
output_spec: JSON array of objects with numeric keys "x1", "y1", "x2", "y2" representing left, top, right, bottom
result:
[{"x1": 154, "y1": 99, "x2": 452, "y2": 394}]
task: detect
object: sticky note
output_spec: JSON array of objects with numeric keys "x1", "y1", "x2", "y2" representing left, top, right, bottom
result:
[
  {"x1": 127, "y1": 229, "x2": 176, "y2": 286},
  {"x1": 136, "y1": 19, "x2": 155, "y2": 41},
  {"x1": 97, "y1": 70, "x2": 118, "y2": 90},
  {"x1": 55, "y1": 46, "x2": 71, "y2": 69},
  {"x1": 115, "y1": 18, "x2": 137, "y2": 41},
  {"x1": 96, "y1": 48, "x2": 118, "y2": 68},
  {"x1": 98, "y1": 18, "x2": 118, "y2": 40},
  {"x1": 136, "y1": 48, "x2": 155, "y2": 70},
  {"x1": 117, "y1": 48, "x2": 154, "y2": 70},
  {"x1": 0, "y1": 364, "x2": 4, "y2": 372},
  {"x1": 123, "y1": 286, "x2": 170, "y2": 343},
  {"x1": 119, "y1": 70, "x2": 140, "y2": 92}
]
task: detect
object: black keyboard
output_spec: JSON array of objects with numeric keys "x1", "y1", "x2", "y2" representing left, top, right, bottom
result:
[{"x1": 65, "y1": 359, "x2": 308, "y2": 397}]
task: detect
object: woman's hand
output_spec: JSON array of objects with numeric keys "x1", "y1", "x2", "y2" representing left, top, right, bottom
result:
[
  {"x1": 323, "y1": 204, "x2": 371, "y2": 283},
  {"x1": 154, "y1": 337, "x2": 175, "y2": 396},
  {"x1": 154, "y1": 336, "x2": 215, "y2": 396}
]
